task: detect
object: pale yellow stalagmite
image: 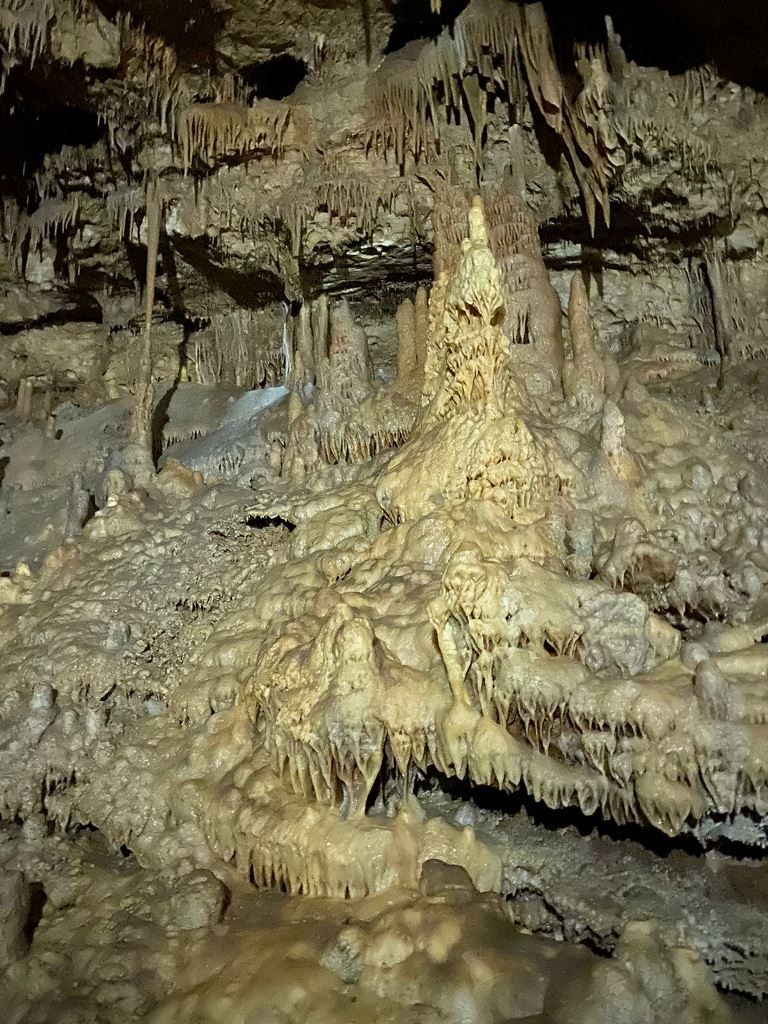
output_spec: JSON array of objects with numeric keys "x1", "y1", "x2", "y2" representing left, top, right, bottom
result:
[
  {"x1": 379, "y1": 197, "x2": 569, "y2": 524},
  {"x1": 432, "y1": 184, "x2": 566, "y2": 398}
]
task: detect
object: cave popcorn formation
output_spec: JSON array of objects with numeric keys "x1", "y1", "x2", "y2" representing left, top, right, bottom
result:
[{"x1": 0, "y1": 1, "x2": 767, "y2": 1022}]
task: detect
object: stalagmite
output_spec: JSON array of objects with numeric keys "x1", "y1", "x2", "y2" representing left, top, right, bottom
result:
[
  {"x1": 395, "y1": 297, "x2": 417, "y2": 380},
  {"x1": 64, "y1": 472, "x2": 91, "y2": 537},
  {"x1": 287, "y1": 384, "x2": 303, "y2": 426},
  {"x1": 704, "y1": 252, "x2": 731, "y2": 388},
  {"x1": 564, "y1": 270, "x2": 606, "y2": 412},
  {"x1": 15, "y1": 377, "x2": 33, "y2": 419},
  {"x1": 600, "y1": 400, "x2": 641, "y2": 485},
  {"x1": 414, "y1": 286, "x2": 429, "y2": 369}
]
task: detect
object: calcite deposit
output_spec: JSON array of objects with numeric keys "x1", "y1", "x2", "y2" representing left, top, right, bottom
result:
[{"x1": 1, "y1": 1, "x2": 768, "y2": 1022}]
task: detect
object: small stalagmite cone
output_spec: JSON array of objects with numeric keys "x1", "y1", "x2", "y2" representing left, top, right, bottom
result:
[
  {"x1": 15, "y1": 378, "x2": 33, "y2": 420},
  {"x1": 288, "y1": 385, "x2": 304, "y2": 426},
  {"x1": 38, "y1": 388, "x2": 53, "y2": 421},
  {"x1": 395, "y1": 297, "x2": 417, "y2": 380},
  {"x1": 568, "y1": 270, "x2": 593, "y2": 360}
]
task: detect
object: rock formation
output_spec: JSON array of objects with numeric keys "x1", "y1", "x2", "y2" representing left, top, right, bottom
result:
[{"x1": 0, "y1": 2, "x2": 767, "y2": 1022}]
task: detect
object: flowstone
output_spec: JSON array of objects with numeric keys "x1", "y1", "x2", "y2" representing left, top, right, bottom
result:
[{"x1": 241, "y1": 200, "x2": 768, "y2": 850}]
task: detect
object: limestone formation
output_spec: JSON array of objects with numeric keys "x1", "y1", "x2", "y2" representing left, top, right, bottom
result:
[
  {"x1": 564, "y1": 271, "x2": 608, "y2": 412},
  {"x1": 1, "y1": 2, "x2": 768, "y2": 1022}
]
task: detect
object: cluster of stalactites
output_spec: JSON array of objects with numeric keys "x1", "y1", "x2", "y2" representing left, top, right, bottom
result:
[
  {"x1": 2, "y1": 193, "x2": 81, "y2": 273},
  {"x1": 0, "y1": 3, "x2": 189, "y2": 157},
  {"x1": 194, "y1": 153, "x2": 411, "y2": 271},
  {"x1": 117, "y1": 12, "x2": 186, "y2": 140},
  {"x1": 105, "y1": 182, "x2": 144, "y2": 239},
  {"x1": 33, "y1": 142, "x2": 104, "y2": 200},
  {"x1": 2, "y1": 136, "x2": 120, "y2": 280},
  {"x1": 279, "y1": 160, "x2": 409, "y2": 256},
  {"x1": 368, "y1": 0, "x2": 622, "y2": 231},
  {"x1": 180, "y1": 100, "x2": 292, "y2": 173},
  {"x1": 191, "y1": 309, "x2": 286, "y2": 389},
  {"x1": 309, "y1": 160, "x2": 407, "y2": 236},
  {"x1": 0, "y1": 0, "x2": 55, "y2": 88}
]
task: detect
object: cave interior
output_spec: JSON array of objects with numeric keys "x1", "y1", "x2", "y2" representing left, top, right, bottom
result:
[{"x1": 1, "y1": 1, "x2": 768, "y2": 1022}]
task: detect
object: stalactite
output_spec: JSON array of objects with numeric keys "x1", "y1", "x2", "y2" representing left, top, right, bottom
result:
[
  {"x1": 0, "y1": 0, "x2": 55, "y2": 79},
  {"x1": 193, "y1": 310, "x2": 285, "y2": 388},
  {"x1": 367, "y1": 0, "x2": 621, "y2": 230},
  {"x1": 625, "y1": 67, "x2": 719, "y2": 179},
  {"x1": 106, "y1": 184, "x2": 143, "y2": 239},
  {"x1": 118, "y1": 13, "x2": 186, "y2": 140},
  {"x1": 460, "y1": 72, "x2": 488, "y2": 182},
  {"x1": 4, "y1": 192, "x2": 82, "y2": 273},
  {"x1": 181, "y1": 100, "x2": 292, "y2": 172},
  {"x1": 196, "y1": 155, "x2": 410, "y2": 272}
]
